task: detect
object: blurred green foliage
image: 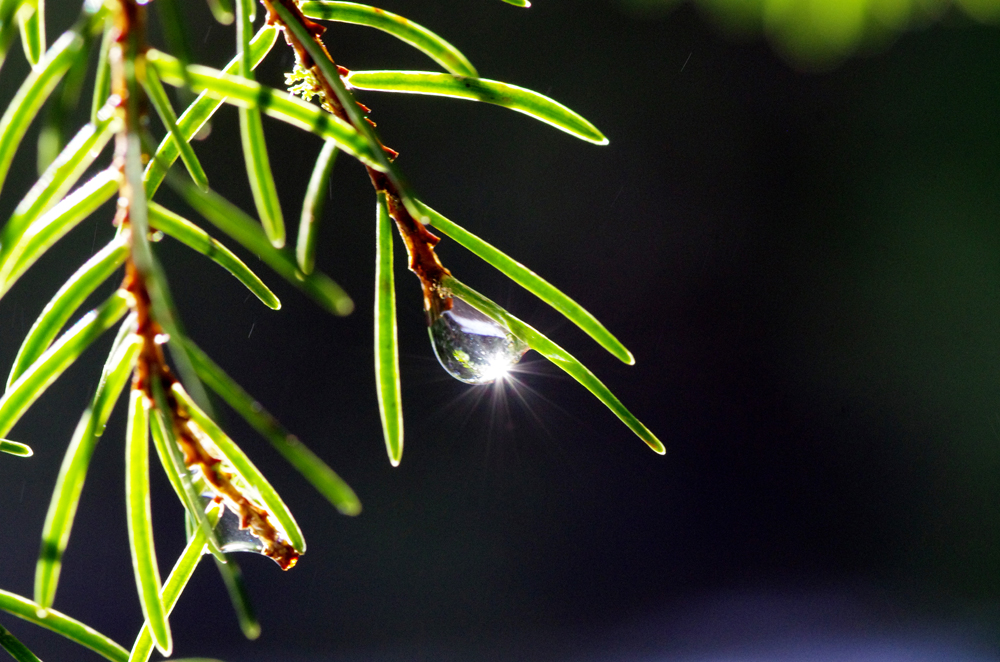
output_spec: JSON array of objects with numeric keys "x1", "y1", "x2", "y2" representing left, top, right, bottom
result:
[{"x1": 616, "y1": 0, "x2": 1000, "y2": 68}]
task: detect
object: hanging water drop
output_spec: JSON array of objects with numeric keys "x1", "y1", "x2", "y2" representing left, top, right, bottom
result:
[
  {"x1": 214, "y1": 505, "x2": 265, "y2": 555},
  {"x1": 429, "y1": 297, "x2": 528, "y2": 384},
  {"x1": 200, "y1": 495, "x2": 266, "y2": 555}
]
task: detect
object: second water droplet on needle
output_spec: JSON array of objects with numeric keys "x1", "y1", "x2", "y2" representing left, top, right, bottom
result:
[
  {"x1": 201, "y1": 495, "x2": 264, "y2": 555},
  {"x1": 215, "y1": 506, "x2": 265, "y2": 554}
]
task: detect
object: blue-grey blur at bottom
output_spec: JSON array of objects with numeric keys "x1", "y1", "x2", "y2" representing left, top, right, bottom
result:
[{"x1": 205, "y1": 589, "x2": 1000, "y2": 662}]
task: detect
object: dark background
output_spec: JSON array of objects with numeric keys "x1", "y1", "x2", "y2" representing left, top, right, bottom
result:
[{"x1": 3, "y1": 0, "x2": 1000, "y2": 659}]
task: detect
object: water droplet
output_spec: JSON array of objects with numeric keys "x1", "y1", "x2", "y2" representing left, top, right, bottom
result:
[
  {"x1": 429, "y1": 297, "x2": 528, "y2": 384},
  {"x1": 214, "y1": 505, "x2": 265, "y2": 555},
  {"x1": 200, "y1": 496, "x2": 265, "y2": 555},
  {"x1": 153, "y1": 332, "x2": 170, "y2": 345}
]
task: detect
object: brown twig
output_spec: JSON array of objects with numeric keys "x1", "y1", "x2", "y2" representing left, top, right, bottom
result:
[
  {"x1": 111, "y1": 0, "x2": 298, "y2": 570},
  {"x1": 262, "y1": 0, "x2": 452, "y2": 315}
]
